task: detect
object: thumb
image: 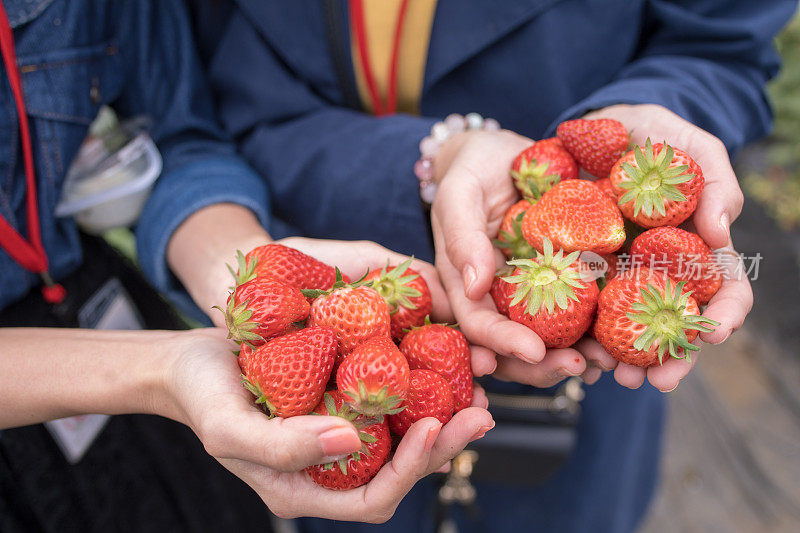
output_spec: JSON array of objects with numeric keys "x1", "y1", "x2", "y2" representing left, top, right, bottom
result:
[
  {"x1": 431, "y1": 181, "x2": 496, "y2": 300},
  {"x1": 691, "y1": 149, "x2": 744, "y2": 250},
  {"x1": 210, "y1": 411, "x2": 362, "y2": 472}
]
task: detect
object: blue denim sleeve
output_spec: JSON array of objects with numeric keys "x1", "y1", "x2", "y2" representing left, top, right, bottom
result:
[
  {"x1": 211, "y1": 12, "x2": 436, "y2": 262},
  {"x1": 546, "y1": 0, "x2": 797, "y2": 156},
  {"x1": 110, "y1": 2, "x2": 270, "y2": 319}
]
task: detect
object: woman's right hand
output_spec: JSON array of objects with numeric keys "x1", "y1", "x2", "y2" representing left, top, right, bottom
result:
[
  {"x1": 431, "y1": 130, "x2": 588, "y2": 387},
  {"x1": 160, "y1": 328, "x2": 493, "y2": 522}
]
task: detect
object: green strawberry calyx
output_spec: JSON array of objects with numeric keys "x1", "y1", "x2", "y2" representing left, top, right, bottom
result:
[
  {"x1": 364, "y1": 257, "x2": 422, "y2": 314},
  {"x1": 343, "y1": 381, "x2": 406, "y2": 420},
  {"x1": 504, "y1": 237, "x2": 587, "y2": 315},
  {"x1": 212, "y1": 294, "x2": 265, "y2": 347},
  {"x1": 511, "y1": 157, "x2": 561, "y2": 201},
  {"x1": 241, "y1": 375, "x2": 278, "y2": 418},
  {"x1": 617, "y1": 138, "x2": 694, "y2": 218},
  {"x1": 314, "y1": 393, "x2": 379, "y2": 475},
  {"x1": 493, "y1": 211, "x2": 536, "y2": 259},
  {"x1": 403, "y1": 315, "x2": 458, "y2": 333},
  {"x1": 627, "y1": 279, "x2": 720, "y2": 365},
  {"x1": 301, "y1": 267, "x2": 369, "y2": 299},
  {"x1": 226, "y1": 250, "x2": 257, "y2": 289}
]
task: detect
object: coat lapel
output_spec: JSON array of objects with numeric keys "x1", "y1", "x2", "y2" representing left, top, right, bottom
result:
[{"x1": 424, "y1": 0, "x2": 568, "y2": 90}]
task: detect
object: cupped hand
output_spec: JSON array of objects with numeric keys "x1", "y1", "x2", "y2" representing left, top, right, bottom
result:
[
  {"x1": 430, "y1": 130, "x2": 587, "y2": 387},
  {"x1": 162, "y1": 328, "x2": 493, "y2": 522},
  {"x1": 578, "y1": 104, "x2": 753, "y2": 391}
]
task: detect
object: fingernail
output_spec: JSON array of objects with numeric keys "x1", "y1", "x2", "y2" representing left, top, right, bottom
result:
[
  {"x1": 716, "y1": 329, "x2": 732, "y2": 344},
  {"x1": 463, "y1": 265, "x2": 477, "y2": 297},
  {"x1": 512, "y1": 350, "x2": 539, "y2": 364},
  {"x1": 425, "y1": 422, "x2": 443, "y2": 452},
  {"x1": 550, "y1": 367, "x2": 578, "y2": 381},
  {"x1": 318, "y1": 426, "x2": 360, "y2": 456},
  {"x1": 719, "y1": 213, "x2": 730, "y2": 244},
  {"x1": 660, "y1": 383, "x2": 679, "y2": 394},
  {"x1": 470, "y1": 422, "x2": 495, "y2": 442}
]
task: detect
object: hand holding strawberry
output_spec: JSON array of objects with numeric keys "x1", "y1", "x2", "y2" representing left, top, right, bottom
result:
[
  {"x1": 431, "y1": 130, "x2": 598, "y2": 387},
  {"x1": 163, "y1": 328, "x2": 493, "y2": 522},
  {"x1": 575, "y1": 103, "x2": 752, "y2": 391}
]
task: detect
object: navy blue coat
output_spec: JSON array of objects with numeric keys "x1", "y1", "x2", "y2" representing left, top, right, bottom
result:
[{"x1": 206, "y1": 1, "x2": 796, "y2": 532}]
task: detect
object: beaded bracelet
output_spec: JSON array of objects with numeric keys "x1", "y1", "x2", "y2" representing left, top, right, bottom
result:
[{"x1": 414, "y1": 113, "x2": 500, "y2": 205}]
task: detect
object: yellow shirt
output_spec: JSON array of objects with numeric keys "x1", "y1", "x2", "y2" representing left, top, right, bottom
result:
[{"x1": 351, "y1": 0, "x2": 437, "y2": 115}]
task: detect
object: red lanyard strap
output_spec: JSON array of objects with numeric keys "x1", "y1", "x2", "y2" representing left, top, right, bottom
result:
[
  {"x1": 349, "y1": 0, "x2": 409, "y2": 116},
  {"x1": 0, "y1": 3, "x2": 65, "y2": 304}
]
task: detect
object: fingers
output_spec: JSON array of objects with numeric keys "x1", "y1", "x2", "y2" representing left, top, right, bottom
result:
[
  {"x1": 470, "y1": 344, "x2": 498, "y2": 377},
  {"x1": 700, "y1": 249, "x2": 753, "y2": 344},
  {"x1": 357, "y1": 418, "x2": 445, "y2": 522},
  {"x1": 437, "y1": 250, "x2": 546, "y2": 362},
  {"x1": 203, "y1": 410, "x2": 362, "y2": 472},
  {"x1": 431, "y1": 190, "x2": 497, "y2": 300},
  {"x1": 575, "y1": 337, "x2": 618, "y2": 385},
  {"x1": 427, "y1": 407, "x2": 494, "y2": 471},
  {"x1": 646, "y1": 350, "x2": 698, "y2": 392},
  {"x1": 575, "y1": 337, "x2": 618, "y2": 372},
  {"x1": 493, "y1": 348, "x2": 586, "y2": 388},
  {"x1": 613, "y1": 363, "x2": 646, "y2": 389},
  {"x1": 693, "y1": 151, "x2": 744, "y2": 250},
  {"x1": 471, "y1": 383, "x2": 489, "y2": 409}
]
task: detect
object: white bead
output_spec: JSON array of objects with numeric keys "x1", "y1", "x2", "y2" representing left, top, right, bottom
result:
[
  {"x1": 444, "y1": 113, "x2": 466, "y2": 133},
  {"x1": 431, "y1": 121, "x2": 450, "y2": 142},
  {"x1": 420, "y1": 182, "x2": 438, "y2": 204},
  {"x1": 419, "y1": 136, "x2": 438, "y2": 157},
  {"x1": 483, "y1": 118, "x2": 501, "y2": 131},
  {"x1": 465, "y1": 112, "x2": 483, "y2": 130}
]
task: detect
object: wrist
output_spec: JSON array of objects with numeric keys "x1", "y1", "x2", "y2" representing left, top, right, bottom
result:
[
  {"x1": 415, "y1": 113, "x2": 501, "y2": 203},
  {"x1": 167, "y1": 203, "x2": 272, "y2": 318}
]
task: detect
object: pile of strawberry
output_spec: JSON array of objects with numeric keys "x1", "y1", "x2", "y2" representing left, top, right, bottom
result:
[
  {"x1": 216, "y1": 244, "x2": 473, "y2": 490},
  {"x1": 492, "y1": 118, "x2": 721, "y2": 368}
]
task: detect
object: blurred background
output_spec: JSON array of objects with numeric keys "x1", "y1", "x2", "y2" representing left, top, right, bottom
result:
[{"x1": 641, "y1": 12, "x2": 800, "y2": 533}]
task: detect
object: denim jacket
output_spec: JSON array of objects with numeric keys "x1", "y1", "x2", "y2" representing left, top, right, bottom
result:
[{"x1": 0, "y1": 0, "x2": 271, "y2": 316}]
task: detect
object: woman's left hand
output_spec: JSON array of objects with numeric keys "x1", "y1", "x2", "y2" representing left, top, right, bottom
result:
[{"x1": 577, "y1": 104, "x2": 753, "y2": 392}]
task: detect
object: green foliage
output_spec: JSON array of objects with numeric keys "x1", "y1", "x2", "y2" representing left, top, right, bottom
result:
[{"x1": 743, "y1": 14, "x2": 800, "y2": 230}]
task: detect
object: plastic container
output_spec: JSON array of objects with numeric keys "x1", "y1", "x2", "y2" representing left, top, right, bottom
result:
[{"x1": 55, "y1": 118, "x2": 162, "y2": 234}]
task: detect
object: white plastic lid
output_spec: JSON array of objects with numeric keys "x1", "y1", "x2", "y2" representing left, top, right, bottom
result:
[{"x1": 55, "y1": 124, "x2": 162, "y2": 217}]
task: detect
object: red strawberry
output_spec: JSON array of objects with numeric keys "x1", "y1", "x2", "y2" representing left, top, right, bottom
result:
[
  {"x1": 557, "y1": 118, "x2": 629, "y2": 177},
  {"x1": 215, "y1": 277, "x2": 309, "y2": 346},
  {"x1": 305, "y1": 272, "x2": 391, "y2": 363},
  {"x1": 609, "y1": 138, "x2": 704, "y2": 228},
  {"x1": 593, "y1": 177, "x2": 616, "y2": 200},
  {"x1": 364, "y1": 258, "x2": 432, "y2": 341},
  {"x1": 511, "y1": 139, "x2": 578, "y2": 199},
  {"x1": 306, "y1": 392, "x2": 391, "y2": 490},
  {"x1": 629, "y1": 227, "x2": 721, "y2": 305},
  {"x1": 237, "y1": 244, "x2": 346, "y2": 290},
  {"x1": 399, "y1": 320, "x2": 473, "y2": 412},
  {"x1": 602, "y1": 253, "x2": 621, "y2": 282},
  {"x1": 505, "y1": 238, "x2": 599, "y2": 348},
  {"x1": 494, "y1": 199, "x2": 536, "y2": 259},
  {"x1": 336, "y1": 336, "x2": 410, "y2": 417},
  {"x1": 593, "y1": 267, "x2": 719, "y2": 367},
  {"x1": 388, "y1": 369, "x2": 454, "y2": 437},
  {"x1": 490, "y1": 266, "x2": 515, "y2": 317},
  {"x1": 521, "y1": 179, "x2": 625, "y2": 255},
  {"x1": 239, "y1": 326, "x2": 337, "y2": 417}
]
